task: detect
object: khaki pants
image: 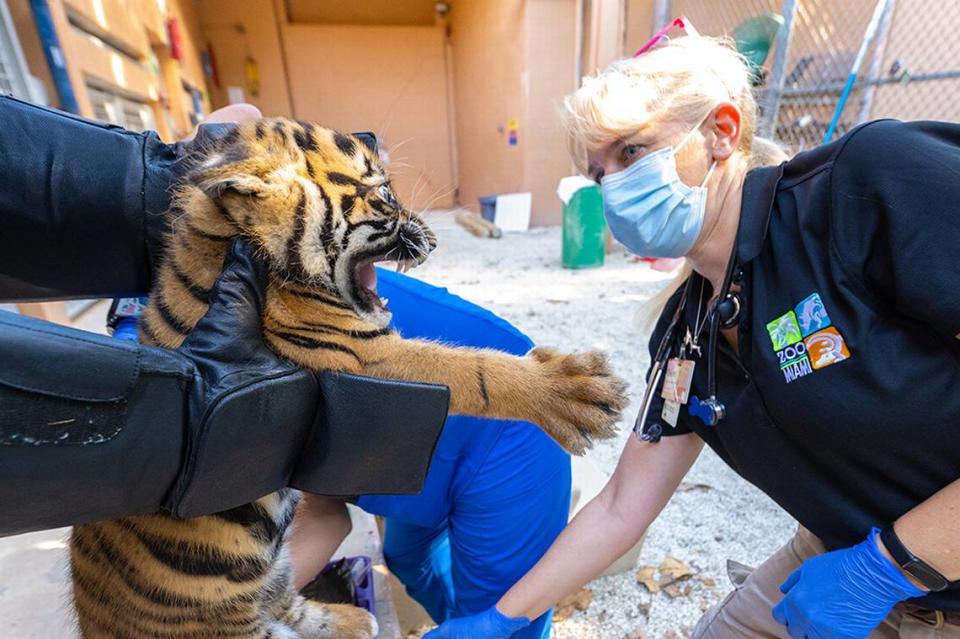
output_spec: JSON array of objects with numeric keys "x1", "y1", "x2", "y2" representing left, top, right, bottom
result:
[{"x1": 692, "y1": 527, "x2": 960, "y2": 638}]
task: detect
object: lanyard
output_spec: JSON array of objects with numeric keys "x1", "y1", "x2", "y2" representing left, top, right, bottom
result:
[
  {"x1": 633, "y1": 279, "x2": 691, "y2": 440},
  {"x1": 634, "y1": 241, "x2": 742, "y2": 440}
]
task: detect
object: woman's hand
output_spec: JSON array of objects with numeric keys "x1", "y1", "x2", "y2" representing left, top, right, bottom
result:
[
  {"x1": 772, "y1": 529, "x2": 924, "y2": 639},
  {"x1": 180, "y1": 103, "x2": 261, "y2": 141},
  {"x1": 423, "y1": 606, "x2": 530, "y2": 638}
]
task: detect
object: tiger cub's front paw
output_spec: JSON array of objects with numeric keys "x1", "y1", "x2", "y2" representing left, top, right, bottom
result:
[{"x1": 527, "y1": 347, "x2": 628, "y2": 455}]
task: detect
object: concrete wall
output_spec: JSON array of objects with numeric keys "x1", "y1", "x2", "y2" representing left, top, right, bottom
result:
[
  {"x1": 11, "y1": 0, "x2": 643, "y2": 225},
  {"x1": 197, "y1": 0, "x2": 292, "y2": 117},
  {"x1": 448, "y1": 0, "x2": 526, "y2": 214},
  {"x1": 166, "y1": 0, "x2": 210, "y2": 130},
  {"x1": 523, "y1": 0, "x2": 578, "y2": 226},
  {"x1": 582, "y1": 0, "x2": 627, "y2": 76},
  {"x1": 625, "y1": 0, "x2": 655, "y2": 56},
  {"x1": 197, "y1": 1, "x2": 454, "y2": 210},
  {"x1": 285, "y1": 0, "x2": 437, "y2": 26},
  {"x1": 196, "y1": 0, "x2": 589, "y2": 224},
  {"x1": 449, "y1": 0, "x2": 581, "y2": 226},
  {"x1": 281, "y1": 21, "x2": 456, "y2": 210}
]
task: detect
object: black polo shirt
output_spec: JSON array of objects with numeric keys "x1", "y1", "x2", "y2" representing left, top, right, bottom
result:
[{"x1": 646, "y1": 120, "x2": 960, "y2": 610}]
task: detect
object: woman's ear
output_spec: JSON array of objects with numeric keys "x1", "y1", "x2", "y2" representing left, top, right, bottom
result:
[{"x1": 710, "y1": 103, "x2": 742, "y2": 161}]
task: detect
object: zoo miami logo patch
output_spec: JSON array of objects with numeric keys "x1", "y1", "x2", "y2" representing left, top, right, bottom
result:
[{"x1": 766, "y1": 293, "x2": 851, "y2": 384}]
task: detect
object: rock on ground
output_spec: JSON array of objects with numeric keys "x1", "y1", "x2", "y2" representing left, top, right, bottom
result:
[{"x1": 411, "y1": 213, "x2": 797, "y2": 639}]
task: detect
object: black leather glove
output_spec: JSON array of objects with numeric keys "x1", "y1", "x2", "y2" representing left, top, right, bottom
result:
[
  {"x1": 169, "y1": 239, "x2": 450, "y2": 517},
  {"x1": 0, "y1": 240, "x2": 449, "y2": 536}
]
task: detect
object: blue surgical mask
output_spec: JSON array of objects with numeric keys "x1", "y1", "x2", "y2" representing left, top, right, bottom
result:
[{"x1": 600, "y1": 121, "x2": 715, "y2": 258}]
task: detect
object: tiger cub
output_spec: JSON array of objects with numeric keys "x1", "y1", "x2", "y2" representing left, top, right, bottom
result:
[{"x1": 70, "y1": 118, "x2": 628, "y2": 638}]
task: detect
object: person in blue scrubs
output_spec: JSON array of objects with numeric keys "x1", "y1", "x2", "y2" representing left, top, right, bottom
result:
[{"x1": 356, "y1": 269, "x2": 572, "y2": 639}]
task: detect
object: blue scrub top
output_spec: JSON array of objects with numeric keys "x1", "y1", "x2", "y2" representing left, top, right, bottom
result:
[{"x1": 357, "y1": 268, "x2": 537, "y2": 527}]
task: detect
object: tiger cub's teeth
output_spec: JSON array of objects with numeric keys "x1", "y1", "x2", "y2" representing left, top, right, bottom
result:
[{"x1": 380, "y1": 297, "x2": 389, "y2": 306}]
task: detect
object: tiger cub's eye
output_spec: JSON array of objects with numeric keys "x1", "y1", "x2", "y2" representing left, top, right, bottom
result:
[{"x1": 378, "y1": 185, "x2": 396, "y2": 206}]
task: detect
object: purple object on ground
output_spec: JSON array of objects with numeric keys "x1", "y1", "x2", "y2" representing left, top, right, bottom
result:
[{"x1": 322, "y1": 556, "x2": 375, "y2": 615}]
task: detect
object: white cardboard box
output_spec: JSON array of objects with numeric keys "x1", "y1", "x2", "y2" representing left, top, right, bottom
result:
[{"x1": 493, "y1": 192, "x2": 532, "y2": 232}]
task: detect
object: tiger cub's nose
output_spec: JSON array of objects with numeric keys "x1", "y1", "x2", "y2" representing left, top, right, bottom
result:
[{"x1": 397, "y1": 220, "x2": 437, "y2": 263}]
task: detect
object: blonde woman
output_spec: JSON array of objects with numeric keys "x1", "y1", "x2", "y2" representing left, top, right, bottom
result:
[{"x1": 426, "y1": 32, "x2": 960, "y2": 639}]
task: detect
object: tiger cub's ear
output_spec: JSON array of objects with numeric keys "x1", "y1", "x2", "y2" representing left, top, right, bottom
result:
[
  {"x1": 191, "y1": 121, "x2": 306, "y2": 203},
  {"x1": 193, "y1": 165, "x2": 273, "y2": 200},
  {"x1": 191, "y1": 138, "x2": 303, "y2": 199}
]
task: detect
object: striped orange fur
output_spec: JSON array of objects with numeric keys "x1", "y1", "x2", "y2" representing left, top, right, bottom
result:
[{"x1": 70, "y1": 118, "x2": 627, "y2": 638}]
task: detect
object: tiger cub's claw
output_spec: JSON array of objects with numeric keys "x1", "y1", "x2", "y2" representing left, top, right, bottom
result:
[{"x1": 527, "y1": 347, "x2": 628, "y2": 455}]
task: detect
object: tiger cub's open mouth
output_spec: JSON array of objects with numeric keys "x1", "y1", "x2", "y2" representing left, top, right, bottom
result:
[{"x1": 349, "y1": 219, "x2": 437, "y2": 323}]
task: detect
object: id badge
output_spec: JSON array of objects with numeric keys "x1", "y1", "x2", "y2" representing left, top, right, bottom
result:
[
  {"x1": 660, "y1": 358, "x2": 696, "y2": 405},
  {"x1": 661, "y1": 399, "x2": 681, "y2": 428}
]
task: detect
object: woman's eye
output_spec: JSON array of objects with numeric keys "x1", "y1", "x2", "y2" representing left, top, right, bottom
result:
[{"x1": 622, "y1": 144, "x2": 645, "y2": 164}]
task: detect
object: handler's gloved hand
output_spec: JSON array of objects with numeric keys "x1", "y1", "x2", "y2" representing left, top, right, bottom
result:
[
  {"x1": 164, "y1": 237, "x2": 309, "y2": 517},
  {"x1": 772, "y1": 528, "x2": 925, "y2": 639},
  {"x1": 423, "y1": 606, "x2": 530, "y2": 639},
  {"x1": 168, "y1": 238, "x2": 451, "y2": 518}
]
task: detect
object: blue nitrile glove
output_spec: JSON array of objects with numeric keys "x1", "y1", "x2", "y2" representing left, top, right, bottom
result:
[
  {"x1": 772, "y1": 528, "x2": 925, "y2": 639},
  {"x1": 423, "y1": 606, "x2": 530, "y2": 639}
]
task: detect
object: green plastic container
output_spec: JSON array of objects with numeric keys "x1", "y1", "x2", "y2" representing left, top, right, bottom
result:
[
  {"x1": 562, "y1": 184, "x2": 606, "y2": 269},
  {"x1": 733, "y1": 13, "x2": 784, "y2": 86}
]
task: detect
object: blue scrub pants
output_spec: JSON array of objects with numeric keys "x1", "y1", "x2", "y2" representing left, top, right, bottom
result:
[{"x1": 357, "y1": 270, "x2": 571, "y2": 639}]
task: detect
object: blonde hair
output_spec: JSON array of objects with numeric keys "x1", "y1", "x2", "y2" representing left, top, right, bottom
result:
[
  {"x1": 563, "y1": 35, "x2": 781, "y2": 174},
  {"x1": 749, "y1": 136, "x2": 790, "y2": 167}
]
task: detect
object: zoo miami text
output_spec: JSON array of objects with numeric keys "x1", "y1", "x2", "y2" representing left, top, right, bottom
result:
[{"x1": 766, "y1": 293, "x2": 851, "y2": 384}]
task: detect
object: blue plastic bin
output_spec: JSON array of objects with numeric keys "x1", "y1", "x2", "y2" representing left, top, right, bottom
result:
[{"x1": 478, "y1": 195, "x2": 497, "y2": 222}]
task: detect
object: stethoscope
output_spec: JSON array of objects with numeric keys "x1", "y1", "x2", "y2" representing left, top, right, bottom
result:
[{"x1": 634, "y1": 243, "x2": 742, "y2": 441}]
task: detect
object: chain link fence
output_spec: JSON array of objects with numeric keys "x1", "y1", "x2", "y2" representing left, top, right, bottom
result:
[{"x1": 655, "y1": 0, "x2": 960, "y2": 152}]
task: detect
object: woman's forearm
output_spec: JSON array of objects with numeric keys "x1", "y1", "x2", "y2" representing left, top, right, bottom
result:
[
  {"x1": 288, "y1": 495, "x2": 353, "y2": 589},
  {"x1": 497, "y1": 434, "x2": 704, "y2": 621},
  {"x1": 497, "y1": 486, "x2": 650, "y2": 620},
  {"x1": 883, "y1": 477, "x2": 960, "y2": 583}
]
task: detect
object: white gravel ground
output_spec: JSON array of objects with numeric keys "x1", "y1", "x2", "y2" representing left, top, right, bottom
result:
[{"x1": 411, "y1": 212, "x2": 798, "y2": 639}]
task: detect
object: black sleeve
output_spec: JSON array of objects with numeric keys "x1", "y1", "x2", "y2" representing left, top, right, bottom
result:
[
  {"x1": 0, "y1": 309, "x2": 190, "y2": 534},
  {"x1": 644, "y1": 284, "x2": 693, "y2": 437},
  {"x1": 831, "y1": 119, "x2": 960, "y2": 338},
  {"x1": 0, "y1": 306, "x2": 450, "y2": 535},
  {"x1": 0, "y1": 96, "x2": 178, "y2": 302}
]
